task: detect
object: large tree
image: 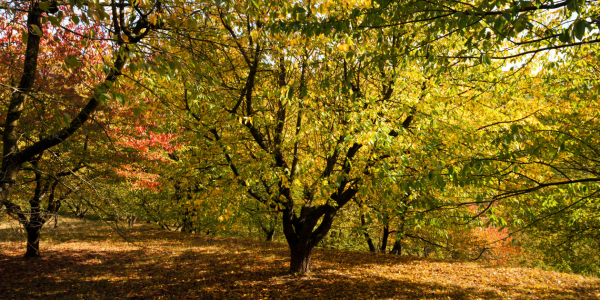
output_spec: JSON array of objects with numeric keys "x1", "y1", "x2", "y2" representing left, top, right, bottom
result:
[
  {"x1": 157, "y1": 0, "x2": 496, "y2": 273},
  {"x1": 0, "y1": 0, "x2": 161, "y2": 257}
]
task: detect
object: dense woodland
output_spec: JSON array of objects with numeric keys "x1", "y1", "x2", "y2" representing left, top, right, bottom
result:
[{"x1": 0, "y1": 0, "x2": 599, "y2": 279}]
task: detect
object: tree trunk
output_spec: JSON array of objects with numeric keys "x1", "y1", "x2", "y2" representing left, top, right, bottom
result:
[
  {"x1": 180, "y1": 210, "x2": 195, "y2": 233},
  {"x1": 360, "y1": 213, "x2": 376, "y2": 252},
  {"x1": 76, "y1": 208, "x2": 88, "y2": 219},
  {"x1": 390, "y1": 213, "x2": 407, "y2": 255},
  {"x1": 181, "y1": 222, "x2": 190, "y2": 233},
  {"x1": 289, "y1": 243, "x2": 312, "y2": 274},
  {"x1": 380, "y1": 223, "x2": 390, "y2": 253},
  {"x1": 127, "y1": 216, "x2": 137, "y2": 227},
  {"x1": 423, "y1": 246, "x2": 433, "y2": 258},
  {"x1": 266, "y1": 229, "x2": 275, "y2": 242},
  {"x1": 390, "y1": 240, "x2": 402, "y2": 255},
  {"x1": 24, "y1": 224, "x2": 42, "y2": 257},
  {"x1": 282, "y1": 204, "x2": 342, "y2": 274}
]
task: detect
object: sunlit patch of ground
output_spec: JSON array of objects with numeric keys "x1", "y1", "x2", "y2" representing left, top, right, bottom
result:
[{"x1": 0, "y1": 218, "x2": 598, "y2": 299}]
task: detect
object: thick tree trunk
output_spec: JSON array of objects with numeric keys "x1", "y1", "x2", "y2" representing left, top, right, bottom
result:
[
  {"x1": 180, "y1": 209, "x2": 195, "y2": 233},
  {"x1": 282, "y1": 204, "x2": 342, "y2": 274},
  {"x1": 289, "y1": 244, "x2": 312, "y2": 274},
  {"x1": 24, "y1": 224, "x2": 42, "y2": 257}
]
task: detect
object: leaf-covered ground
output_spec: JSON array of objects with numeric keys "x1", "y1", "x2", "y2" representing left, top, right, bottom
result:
[{"x1": 1, "y1": 220, "x2": 599, "y2": 299}]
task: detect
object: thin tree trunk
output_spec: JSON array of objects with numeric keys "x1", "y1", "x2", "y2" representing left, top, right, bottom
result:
[
  {"x1": 360, "y1": 213, "x2": 376, "y2": 252},
  {"x1": 266, "y1": 229, "x2": 275, "y2": 242},
  {"x1": 423, "y1": 246, "x2": 433, "y2": 258},
  {"x1": 76, "y1": 208, "x2": 88, "y2": 219},
  {"x1": 380, "y1": 223, "x2": 390, "y2": 253},
  {"x1": 127, "y1": 216, "x2": 137, "y2": 227},
  {"x1": 390, "y1": 208, "x2": 407, "y2": 255},
  {"x1": 22, "y1": 158, "x2": 49, "y2": 258},
  {"x1": 181, "y1": 222, "x2": 190, "y2": 233}
]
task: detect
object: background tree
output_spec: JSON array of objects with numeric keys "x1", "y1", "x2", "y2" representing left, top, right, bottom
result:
[{"x1": 0, "y1": 0, "x2": 162, "y2": 256}]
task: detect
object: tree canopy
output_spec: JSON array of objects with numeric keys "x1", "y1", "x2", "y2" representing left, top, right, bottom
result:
[{"x1": 1, "y1": 0, "x2": 599, "y2": 276}]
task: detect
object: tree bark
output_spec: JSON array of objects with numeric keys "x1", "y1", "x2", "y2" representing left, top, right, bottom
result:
[
  {"x1": 0, "y1": 0, "x2": 44, "y2": 228},
  {"x1": 390, "y1": 210, "x2": 407, "y2": 255},
  {"x1": 266, "y1": 229, "x2": 275, "y2": 242},
  {"x1": 24, "y1": 224, "x2": 42, "y2": 257},
  {"x1": 282, "y1": 202, "x2": 345, "y2": 274},
  {"x1": 289, "y1": 244, "x2": 312, "y2": 274},
  {"x1": 76, "y1": 208, "x2": 88, "y2": 219},
  {"x1": 360, "y1": 213, "x2": 376, "y2": 252},
  {"x1": 127, "y1": 216, "x2": 137, "y2": 227},
  {"x1": 0, "y1": 0, "x2": 154, "y2": 258},
  {"x1": 423, "y1": 246, "x2": 433, "y2": 258},
  {"x1": 67, "y1": 200, "x2": 88, "y2": 218},
  {"x1": 390, "y1": 240, "x2": 402, "y2": 255},
  {"x1": 21, "y1": 158, "x2": 50, "y2": 258},
  {"x1": 380, "y1": 223, "x2": 390, "y2": 253}
]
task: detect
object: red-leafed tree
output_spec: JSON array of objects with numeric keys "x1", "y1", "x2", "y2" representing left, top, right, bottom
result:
[{"x1": 0, "y1": 0, "x2": 162, "y2": 257}]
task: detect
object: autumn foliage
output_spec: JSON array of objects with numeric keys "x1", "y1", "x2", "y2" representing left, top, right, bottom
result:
[{"x1": 1, "y1": 0, "x2": 600, "y2": 297}]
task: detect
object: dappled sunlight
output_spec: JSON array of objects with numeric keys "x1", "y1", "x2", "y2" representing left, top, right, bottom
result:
[
  {"x1": 1, "y1": 2, "x2": 599, "y2": 299},
  {"x1": 1, "y1": 222, "x2": 598, "y2": 299}
]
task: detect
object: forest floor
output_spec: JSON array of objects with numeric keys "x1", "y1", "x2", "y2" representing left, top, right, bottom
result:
[{"x1": 0, "y1": 218, "x2": 599, "y2": 299}]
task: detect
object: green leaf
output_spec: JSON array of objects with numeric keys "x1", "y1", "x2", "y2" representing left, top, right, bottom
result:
[
  {"x1": 129, "y1": 62, "x2": 138, "y2": 73},
  {"x1": 559, "y1": 29, "x2": 571, "y2": 43},
  {"x1": 481, "y1": 53, "x2": 492, "y2": 65},
  {"x1": 493, "y1": 17, "x2": 505, "y2": 32},
  {"x1": 573, "y1": 20, "x2": 587, "y2": 40},
  {"x1": 65, "y1": 55, "x2": 80, "y2": 68},
  {"x1": 48, "y1": 15, "x2": 60, "y2": 26},
  {"x1": 72, "y1": 15, "x2": 80, "y2": 25},
  {"x1": 514, "y1": 19, "x2": 525, "y2": 33},
  {"x1": 458, "y1": 16, "x2": 468, "y2": 28},
  {"x1": 30, "y1": 24, "x2": 43, "y2": 36},
  {"x1": 62, "y1": 113, "x2": 71, "y2": 124},
  {"x1": 115, "y1": 93, "x2": 125, "y2": 105},
  {"x1": 39, "y1": 2, "x2": 50, "y2": 12}
]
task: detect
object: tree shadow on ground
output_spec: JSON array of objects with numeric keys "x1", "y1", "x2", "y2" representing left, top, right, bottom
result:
[{"x1": 0, "y1": 229, "x2": 598, "y2": 299}]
